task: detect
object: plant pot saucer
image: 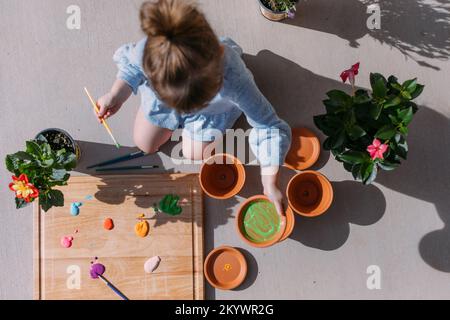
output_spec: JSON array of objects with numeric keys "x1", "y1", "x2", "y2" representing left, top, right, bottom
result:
[
  {"x1": 285, "y1": 128, "x2": 320, "y2": 171},
  {"x1": 204, "y1": 246, "x2": 247, "y2": 290}
]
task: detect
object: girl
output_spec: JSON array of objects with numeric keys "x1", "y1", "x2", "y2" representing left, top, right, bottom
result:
[{"x1": 97, "y1": 0, "x2": 292, "y2": 215}]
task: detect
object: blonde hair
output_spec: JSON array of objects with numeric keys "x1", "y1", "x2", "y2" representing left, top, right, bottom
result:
[{"x1": 140, "y1": 0, "x2": 223, "y2": 113}]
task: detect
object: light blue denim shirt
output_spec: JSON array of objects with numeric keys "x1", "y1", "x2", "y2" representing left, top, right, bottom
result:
[{"x1": 113, "y1": 37, "x2": 291, "y2": 167}]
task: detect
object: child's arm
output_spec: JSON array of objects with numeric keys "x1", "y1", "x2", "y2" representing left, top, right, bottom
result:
[
  {"x1": 225, "y1": 47, "x2": 292, "y2": 216},
  {"x1": 97, "y1": 39, "x2": 148, "y2": 121},
  {"x1": 97, "y1": 79, "x2": 132, "y2": 121}
]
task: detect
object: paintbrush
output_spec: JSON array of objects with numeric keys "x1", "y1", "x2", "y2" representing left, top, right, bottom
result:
[
  {"x1": 87, "y1": 150, "x2": 147, "y2": 169},
  {"x1": 95, "y1": 165, "x2": 159, "y2": 172},
  {"x1": 97, "y1": 274, "x2": 129, "y2": 300},
  {"x1": 84, "y1": 87, "x2": 121, "y2": 149}
]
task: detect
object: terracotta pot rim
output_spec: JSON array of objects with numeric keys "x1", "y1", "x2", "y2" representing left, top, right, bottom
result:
[
  {"x1": 203, "y1": 246, "x2": 247, "y2": 290},
  {"x1": 279, "y1": 205, "x2": 295, "y2": 242},
  {"x1": 199, "y1": 153, "x2": 246, "y2": 199},
  {"x1": 286, "y1": 170, "x2": 334, "y2": 217},
  {"x1": 236, "y1": 195, "x2": 286, "y2": 248}
]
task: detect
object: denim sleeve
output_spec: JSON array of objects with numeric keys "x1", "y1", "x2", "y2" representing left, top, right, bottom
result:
[
  {"x1": 224, "y1": 47, "x2": 292, "y2": 168},
  {"x1": 113, "y1": 38, "x2": 147, "y2": 95}
]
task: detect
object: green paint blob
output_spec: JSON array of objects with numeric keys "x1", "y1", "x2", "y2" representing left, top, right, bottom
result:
[{"x1": 242, "y1": 200, "x2": 280, "y2": 243}]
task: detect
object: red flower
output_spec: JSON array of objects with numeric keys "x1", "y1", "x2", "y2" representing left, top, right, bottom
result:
[
  {"x1": 340, "y1": 62, "x2": 360, "y2": 84},
  {"x1": 9, "y1": 174, "x2": 39, "y2": 202},
  {"x1": 367, "y1": 139, "x2": 389, "y2": 160}
]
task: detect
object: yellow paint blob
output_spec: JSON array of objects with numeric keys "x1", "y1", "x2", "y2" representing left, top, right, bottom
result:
[{"x1": 135, "y1": 220, "x2": 149, "y2": 237}]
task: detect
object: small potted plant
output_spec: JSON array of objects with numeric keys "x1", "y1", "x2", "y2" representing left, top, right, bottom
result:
[
  {"x1": 5, "y1": 128, "x2": 79, "y2": 212},
  {"x1": 258, "y1": 0, "x2": 298, "y2": 21},
  {"x1": 314, "y1": 63, "x2": 424, "y2": 185}
]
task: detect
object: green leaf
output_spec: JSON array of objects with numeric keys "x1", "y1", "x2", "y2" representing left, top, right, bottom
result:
[
  {"x1": 384, "y1": 96, "x2": 402, "y2": 108},
  {"x1": 378, "y1": 161, "x2": 399, "y2": 171},
  {"x1": 326, "y1": 90, "x2": 352, "y2": 105},
  {"x1": 403, "y1": 78, "x2": 417, "y2": 93},
  {"x1": 401, "y1": 90, "x2": 412, "y2": 100},
  {"x1": 370, "y1": 103, "x2": 383, "y2": 120},
  {"x1": 353, "y1": 90, "x2": 371, "y2": 104},
  {"x1": 410, "y1": 84, "x2": 424, "y2": 99},
  {"x1": 339, "y1": 151, "x2": 368, "y2": 164},
  {"x1": 363, "y1": 164, "x2": 378, "y2": 185},
  {"x1": 361, "y1": 162, "x2": 375, "y2": 182},
  {"x1": 26, "y1": 141, "x2": 41, "y2": 157},
  {"x1": 373, "y1": 78, "x2": 388, "y2": 98},
  {"x1": 347, "y1": 125, "x2": 366, "y2": 140},
  {"x1": 352, "y1": 164, "x2": 362, "y2": 180},
  {"x1": 324, "y1": 99, "x2": 344, "y2": 114},
  {"x1": 51, "y1": 169, "x2": 67, "y2": 181},
  {"x1": 376, "y1": 125, "x2": 397, "y2": 140},
  {"x1": 343, "y1": 162, "x2": 353, "y2": 172},
  {"x1": 399, "y1": 126, "x2": 409, "y2": 135},
  {"x1": 398, "y1": 107, "x2": 413, "y2": 126},
  {"x1": 12, "y1": 151, "x2": 34, "y2": 161},
  {"x1": 62, "y1": 153, "x2": 77, "y2": 169},
  {"x1": 331, "y1": 130, "x2": 346, "y2": 149},
  {"x1": 48, "y1": 189, "x2": 64, "y2": 207},
  {"x1": 5, "y1": 155, "x2": 18, "y2": 173},
  {"x1": 15, "y1": 197, "x2": 30, "y2": 209}
]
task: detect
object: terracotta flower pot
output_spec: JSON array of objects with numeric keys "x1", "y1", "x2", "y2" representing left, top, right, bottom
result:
[
  {"x1": 287, "y1": 171, "x2": 333, "y2": 217},
  {"x1": 204, "y1": 246, "x2": 247, "y2": 290},
  {"x1": 236, "y1": 195, "x2": 288, "y2": 248},
  {"x1": 199, "y1": 153, "x2": 245, "y2": 199}
]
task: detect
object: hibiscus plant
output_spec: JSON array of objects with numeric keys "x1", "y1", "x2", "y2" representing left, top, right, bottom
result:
[
  {"x1": 5, "y1": 135, "x2": 77, "y2": 212},
  {"x1": 314, "y1": 63, "x2": 424, "y2": 184}
]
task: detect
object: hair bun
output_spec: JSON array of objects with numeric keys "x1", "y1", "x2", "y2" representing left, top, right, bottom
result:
[{"x1": 140, "y1": 0, "x2": 197, "y2": 43}]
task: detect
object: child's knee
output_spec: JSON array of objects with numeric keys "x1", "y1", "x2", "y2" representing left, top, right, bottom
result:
[{"x1": 133, "y1": 134, "x2": 159, "y2": 154}]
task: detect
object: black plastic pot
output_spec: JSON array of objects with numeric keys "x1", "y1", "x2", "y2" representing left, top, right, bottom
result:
[
  {"x1": 258, "y1": 0, "x2": 297, "y2": 21},
  {"x1": 35, "y1": 128, "x2": 81, "y2": 162}
]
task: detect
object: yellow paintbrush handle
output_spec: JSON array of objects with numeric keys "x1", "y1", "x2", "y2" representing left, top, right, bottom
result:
[{"x1": 84, "y1": 87, "x2": 120, "y2": 148}]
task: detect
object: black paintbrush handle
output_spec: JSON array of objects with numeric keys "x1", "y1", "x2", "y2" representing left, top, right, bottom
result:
[
  {"x1": 87, "y1": 150, "x2": 146, "y2": 169},
  {"x1": 95, "y1": 165, "x2": 159, "y2": 172}
]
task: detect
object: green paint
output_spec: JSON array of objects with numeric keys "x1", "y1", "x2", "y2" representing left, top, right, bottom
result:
[
  {"x1": 243, "y1": 200, "x2": 280, "y2": 243},
  {"x1": 158, "y1": 194, "x2": 182, "y2": 216}
]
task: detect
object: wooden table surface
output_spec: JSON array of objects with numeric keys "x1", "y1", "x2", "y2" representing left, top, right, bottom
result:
[{"x1": 34, "y1": 174, "x2": 204, "y2": 300}]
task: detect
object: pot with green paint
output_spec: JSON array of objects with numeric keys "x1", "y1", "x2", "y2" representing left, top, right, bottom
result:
[{"x1": 236, "y1": 195, "x2": 293, "y2": 248}]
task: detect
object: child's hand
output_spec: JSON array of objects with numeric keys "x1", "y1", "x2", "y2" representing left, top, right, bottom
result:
[
  {"x1": 96, "y1": 92, "x2": 123, "y2": 122},
  {"x1": 261, "y1": 167, "x2": 286, "y2": 223}
]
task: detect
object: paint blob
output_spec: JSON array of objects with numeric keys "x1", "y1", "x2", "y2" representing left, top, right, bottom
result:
[
  {"x1": 85, "y1": 195, "x2": 94, "y2": 200},
  {"x1": 242, "y1": 200, "x2": 281, "y2": 243},
  {"x1": 144, "y1": 256, "x2": 161, "y2": 273},
  {"x1": 90, "y1": 263, "x2": 106, "y2": 279},
  {"x1": 70, "y1": 202, "x2": 83, "y2": 216},
  {"x1": 104, "y1": 218, "x2": 114, "y2": 230},
  {"x1": 61, "y1": 236, "x2": 73, "y2": 248},
  {"x1": 135, "y1": 220, "x2": 149, "y2": 237}
]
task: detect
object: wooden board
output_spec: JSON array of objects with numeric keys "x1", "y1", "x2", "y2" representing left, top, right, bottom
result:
[{"x1": 34, "y1": 174, "x2": 204, "y2": 300}]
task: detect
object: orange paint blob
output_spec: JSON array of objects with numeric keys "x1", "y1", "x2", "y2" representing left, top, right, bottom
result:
[
  {"x1": 135, "y1": 220, "x2": 149, "y2": 237},
  {"x1": 103, "y1": 218, "x2": 114, "y2": 230}
]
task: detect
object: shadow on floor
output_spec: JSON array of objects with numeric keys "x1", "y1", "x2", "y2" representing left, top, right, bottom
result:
[
  {"x1": 375, "y1": 108, "x2": 450, "y2": 272},
  {"x1": 289, "y1": 181, "x2": 386, "y2": 250},
  {"x1": 243, "y1": 49, "x2": 450, "y2": 271},
  {"x1": 283, "y1": 0, "x2": 449, "y2": 70}
]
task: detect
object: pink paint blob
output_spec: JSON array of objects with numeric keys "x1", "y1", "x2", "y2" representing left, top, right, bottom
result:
[
  {"x1": 60, "y1": 236, "x2": 73, "y2": 248},
  {"x1": 90, "y1": 263, "x2": 106, "y2": 279}
]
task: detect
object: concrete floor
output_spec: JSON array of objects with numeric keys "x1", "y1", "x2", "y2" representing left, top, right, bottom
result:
[{"x1": 1, "y1": 0, "x2": 449, "y2": 299}]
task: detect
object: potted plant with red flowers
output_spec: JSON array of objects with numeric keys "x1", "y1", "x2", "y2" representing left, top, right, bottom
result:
[
  {"x1": 258, "y1": 0, "x2": 298, "y2": 21},
  {"x1": 314, "y1": 63, "x2": 424, "y2": 184},
  {"x1": 5, "y1": 129, "x2": 78, "y2": 212}
]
